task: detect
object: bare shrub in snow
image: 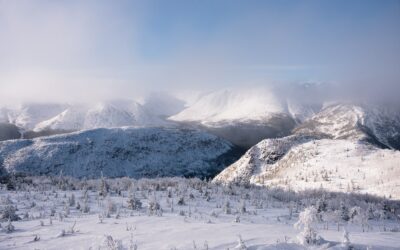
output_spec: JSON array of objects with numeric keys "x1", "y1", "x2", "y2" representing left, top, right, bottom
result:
[{"x1": 103, "y1": 235, "x2": 123, "y2": 250}]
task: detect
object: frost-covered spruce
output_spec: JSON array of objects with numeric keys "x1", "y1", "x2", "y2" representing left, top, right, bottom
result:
[
  {"x1": 147, "y1": 196, "x2": 161, "y2": 216},
  {"x1": 99, "y1": 173, "x2": 109, "y2": 197},
  {"x1": 127, "y1": 192, "x2": 142, "y2": 210},
  {"x1": 341, "y1": 228, "x2": 353, "y2": 250},
  {"x1": 295, "y1": 206, "x2": 324, "y2": 245},
  {"x1": 4, "y1": 219, "x2": 15, "y2": 233},
  {"x1": 0, "y1": 205, "x2": 20, "y2": 221},
  {"x1": 223, "y1": 200, "x2": 231, "y2": 214},
  {"x1": 340, "y1": 201, "x2": 350, "y2": 221},
  {"x1": 68, "y1": 194, "x2": 75, "y2": 207},
  {"x1": 234, "y1": 235, "x2": 247, "y2": 250}
]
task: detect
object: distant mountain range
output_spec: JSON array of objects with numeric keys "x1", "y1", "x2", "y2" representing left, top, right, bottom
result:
[{"x1": 0, "y1": 88, "x2": 399, "y2": 198}]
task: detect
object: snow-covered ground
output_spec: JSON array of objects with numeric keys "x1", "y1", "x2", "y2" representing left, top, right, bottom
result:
[{"x1": 0, "y1": 177, "x2": 399, "y2": 250}]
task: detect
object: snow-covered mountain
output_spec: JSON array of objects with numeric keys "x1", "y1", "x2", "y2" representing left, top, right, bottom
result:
[
  {"x1": 213, "y1": 102, "x2": 400, "y2": 199},
  {"x1": 294, "y1": 103, "x2": 400, "y2": 149},
  {"x1": 33, "y1": 100, "x2": 169, "y2": 132},
  {"x1": 0, "y1": 127, "x2": 241, "y2": 179},
  {"x1": 170, "y1": 88, "x2": 287, "y2": 123},
  {"x1": 5, "y1": 103, "x2": 68, "y2": 130},
  {"x1": 214, "y1": 138, "x2": 400, "y2": 199},
  {"x1": 169, "y1": 88, "x2": 298, "y2": 147}
]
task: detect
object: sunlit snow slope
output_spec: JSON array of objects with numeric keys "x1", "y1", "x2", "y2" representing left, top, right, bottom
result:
[{"x1": 169, "y1": 88, "x2": 298, "y2": 147}]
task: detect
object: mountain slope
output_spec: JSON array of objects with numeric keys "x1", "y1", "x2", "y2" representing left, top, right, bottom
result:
[
  {"x1": 170, "y1": 88, "x2": 287, "y2": 123},
  {"x1": 214, "y1": 102, "x2": 400, "y2": 199},
  {"x1": 34, "y1": 100, "x2": 169, "y2": 132},
  {"x1": 294, "y1": 103, "x2": 400, "y2": 149},
  {"x1": 169, "y1": 88, "x2": 297, "y2": 148},
  {"x1": 7, "y1": 103, "x2": 68, "y2": 130},
  {"x1": 0, "y1": 123, "x2": 21, "y2": 141},
  {"x1": 214, "y1": 139, "x2": 400, "y2": 199},
  {"x1": 0, "y1": 127, "x2": 241, "y2": 179}
]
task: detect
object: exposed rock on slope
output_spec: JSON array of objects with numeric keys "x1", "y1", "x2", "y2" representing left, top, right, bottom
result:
[{"x1": 0, "y1": 127, "x2": 241, "y2": 179}]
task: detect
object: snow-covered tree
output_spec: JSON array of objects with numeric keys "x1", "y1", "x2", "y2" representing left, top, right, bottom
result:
[
  {"x1": 0, "y1": 205, "x2": 20, "y2": 221},
  {"x1": 339, "y1": 201, "x2": 350, "y2": 221},
  {"x1": 341, "y1": 228, "x2": 353, "y2": 250},
  {"x1": 127, "y1": 191, "x2": 142, "y2": 210},
  {"x1": 294, "y1": 206, "x2": 324, "y2": 245},
  {"x1": 99, "y1": 172, "x2": 109, "y2": 197},
  {"x1": 234, "y1": 235, "x2": 247, "y2": 250},
  {"x1": 4, "y1": 219, "x2": 15, "y2": 233},
  {"x1": 223, "y1": 200, "x2": 231, "y2": 214}
]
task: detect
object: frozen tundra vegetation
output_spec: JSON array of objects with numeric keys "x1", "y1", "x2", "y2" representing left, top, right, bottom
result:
[{"x1": 0, "y1": 176, "x2": 400, "y2": 250}]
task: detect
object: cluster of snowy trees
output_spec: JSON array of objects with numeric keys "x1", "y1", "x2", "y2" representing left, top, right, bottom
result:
[{"x1": 0, "y1": 175, "x2": 399, "y2": 248}]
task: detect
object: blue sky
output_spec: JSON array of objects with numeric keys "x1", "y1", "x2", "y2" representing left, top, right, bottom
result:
[{"x1": 0, "y1": 0, "x2": 399, "y2": 103}]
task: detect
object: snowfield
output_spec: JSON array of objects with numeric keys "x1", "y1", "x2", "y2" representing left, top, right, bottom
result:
[
  {"x1": 0, "y1": 177, "x2": 399, "y2": 250},
  {"x1": 0, "y1": 127, "x2": 240, "y2": 179}
]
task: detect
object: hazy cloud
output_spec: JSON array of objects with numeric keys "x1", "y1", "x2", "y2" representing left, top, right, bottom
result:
[{"x1": 0, "y1": 0, "x2": 399, "y2": 105}]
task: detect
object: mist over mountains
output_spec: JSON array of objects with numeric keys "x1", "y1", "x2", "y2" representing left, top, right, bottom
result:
[{"x1": 0, "y1": 83, "x2": 399, "y2": 188}]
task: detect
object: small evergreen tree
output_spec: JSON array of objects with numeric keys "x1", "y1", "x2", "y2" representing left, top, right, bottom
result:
[
  {"x1": 340, "y1": 201, "x2": 350, "y2": 221},
  {"x1": 295, "y1": 206, "x2": 324, "y2": 245},
  {"x1": 127, "y1": 191, "x2": 142, "y2": 210}
]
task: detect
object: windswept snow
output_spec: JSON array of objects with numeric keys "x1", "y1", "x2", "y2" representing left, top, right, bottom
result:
[{"x1": 169, "y1": 88, "x2": 287, "y2": 125}]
